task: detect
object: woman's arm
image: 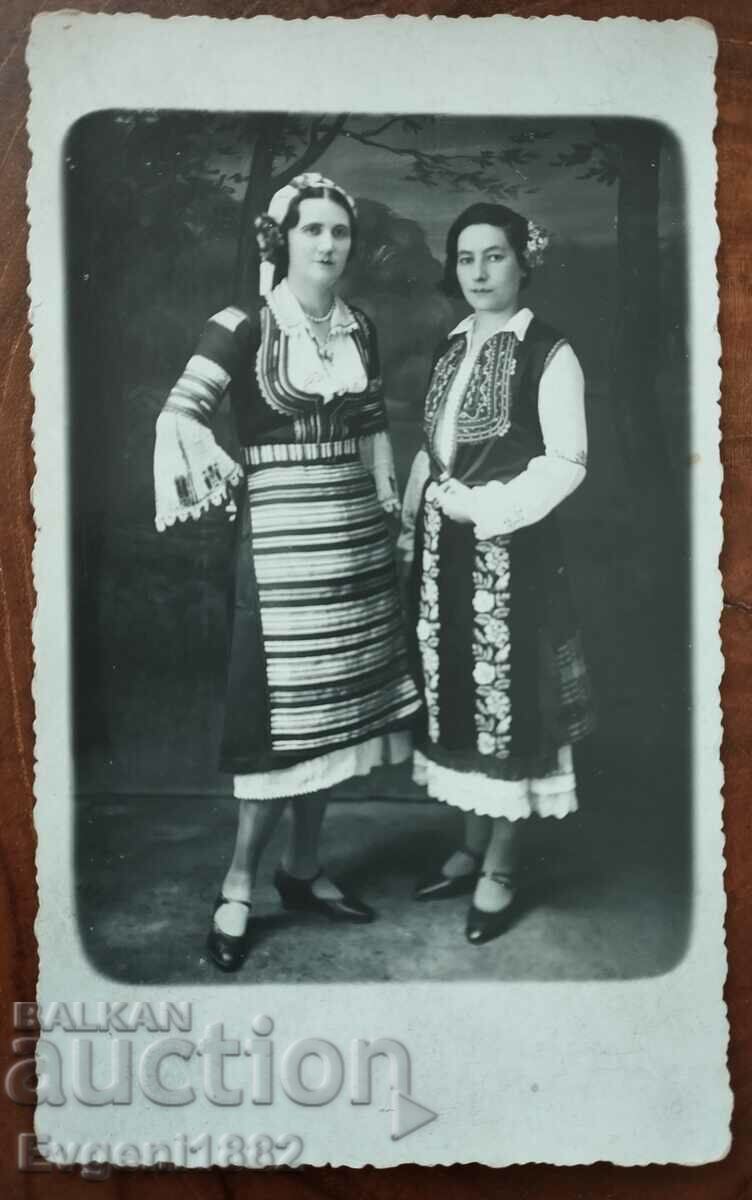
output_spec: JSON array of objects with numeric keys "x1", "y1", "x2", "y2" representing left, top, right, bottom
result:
[
  {"x1": 466, "y1": 341, "x2": 587, "y2": 539},
  {"x1": 353, "y1": 310, "x2": 401, "y2": 515},
  {"x1": 359, "y1": 430, "x2": 401, "y2": 515},
  {"x1": 153, "y1": 307, "x2": 250, "y2": 531},
  {"x1": 396, "y1": 448, "x2": 431, "y2": 565}
]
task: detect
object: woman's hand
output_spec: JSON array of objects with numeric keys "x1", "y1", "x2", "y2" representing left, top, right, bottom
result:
[{"x1": 435, "y1": 478, "x2": 476, "y2": 524}]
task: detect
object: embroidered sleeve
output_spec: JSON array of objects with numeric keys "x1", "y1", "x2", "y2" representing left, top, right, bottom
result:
[
  {"x1": 396, "y1": 449, "x2": 431, "y2": 563},
  {"x1": 154, "y1": 307, "x2": 249, "y2": 532},
  {"x1": 468, "y1": 341, "x2": 587, "y2": 539}
]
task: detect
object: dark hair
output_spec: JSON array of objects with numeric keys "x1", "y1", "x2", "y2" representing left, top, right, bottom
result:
[
  {"x1": 270, "y1": 185, "x2": 358, "y2": 282},
  {"x1": 441, "y1": 202, "x2": 530, "y2": 297}
]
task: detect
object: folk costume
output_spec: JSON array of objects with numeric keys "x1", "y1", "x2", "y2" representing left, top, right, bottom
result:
[
  {"x1": 401, "y1": 306, "x2": 594, "y2": 821},
  {"x1": 154, "y1": 178, "x2": 421, "y2": 801}
]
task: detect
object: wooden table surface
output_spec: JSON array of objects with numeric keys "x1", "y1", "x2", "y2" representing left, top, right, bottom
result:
[{"x1": 1, "y1": 1, "x2": 749, "y2": 1195}]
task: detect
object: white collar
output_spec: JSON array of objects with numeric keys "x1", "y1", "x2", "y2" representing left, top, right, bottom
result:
[
  {"x1": 267, "y1": 278, "x2": 359, "y2": 338},
  {"x1": 449, "y1": 306, "x2": 534, "y2": 343}
]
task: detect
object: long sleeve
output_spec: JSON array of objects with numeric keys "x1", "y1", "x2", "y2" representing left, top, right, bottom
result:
[
  {"x1": 467, "y1": 342, "x2": 587, "y2": 540},
  {"x1": 359, "y1": 430, "x2": 400, "y2": 515},
  {"x1": 397, "y1": 448, "x2": 431, "y2": 564},
  {"x1": 153, "y1": 307, "x2": 249, "y2": 532},
  {"x1": 352, "y1": 308, "x2": 400, "y2": 515}
]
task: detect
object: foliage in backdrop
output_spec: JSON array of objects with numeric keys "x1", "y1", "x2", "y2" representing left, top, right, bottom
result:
[{"x1": 65, "y1": 112, "x2": 688, "y2": 794}]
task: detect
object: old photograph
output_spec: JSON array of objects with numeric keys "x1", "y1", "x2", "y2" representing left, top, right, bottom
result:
[
  {"x1": 28, "y1": 13, "x2": 727, "y2": 1167},
  {"x1": 69, "y1": 110, "x2": 690, "y2": 984}
]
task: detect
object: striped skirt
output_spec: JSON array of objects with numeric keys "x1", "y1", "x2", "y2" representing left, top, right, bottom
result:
[{"x1": 219, "y1": 441, "x2": 421, "y2": 783}]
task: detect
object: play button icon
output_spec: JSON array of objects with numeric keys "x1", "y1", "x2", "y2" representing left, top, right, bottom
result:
[{"x1": 390, "y1": 1090, "x2": 438, "y2": 1141}]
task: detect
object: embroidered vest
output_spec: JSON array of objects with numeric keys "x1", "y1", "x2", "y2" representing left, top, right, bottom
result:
[
  {"x1": 228, "y1": 303, "x2": 386, "y2": 448},
  {"x1": 423, "y1": 316, "x2": 566, "y2": 488}
]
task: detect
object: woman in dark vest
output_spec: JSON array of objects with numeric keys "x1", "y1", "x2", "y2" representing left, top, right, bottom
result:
[
  {"x1": 154, "y1": 173, "x2": 421, "y2": 971},
  {"x1": 400, "y1": 202, "x2": 594, "y2": 945}
]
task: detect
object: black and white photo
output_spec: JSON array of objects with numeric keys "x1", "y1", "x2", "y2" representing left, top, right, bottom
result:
[{"x1": 28, "y1": 12, "x2": 728, "y2": 1168}]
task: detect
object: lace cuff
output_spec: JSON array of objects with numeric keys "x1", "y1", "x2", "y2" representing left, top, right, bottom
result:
[
  {"x1": 359, "y1": 430, "x2": 400, "y2": 515},
  {"x1": 154, "y1": 410, "x2": 243, "y2": 532}
]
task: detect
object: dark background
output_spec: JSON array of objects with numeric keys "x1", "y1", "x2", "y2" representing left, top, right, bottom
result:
[
  {"x1": 2, "y1": 0, "x2": 751, "y2": 1194},
  {"x1": 61, "y1": 111, "x2": 696, "y2": 991},
  {"x1": 67, "y1": 112, "x2": 692, "y2": 984},
  {"x1": 67, "y1": 111, "x2": 690, "y2": 812}
]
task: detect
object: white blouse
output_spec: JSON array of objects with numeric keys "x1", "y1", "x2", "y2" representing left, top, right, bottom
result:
[
  {"x1": 266, "y1": 278, "x2": 368, "y2": 402},
  {"x1": 399, "y1": 307, "x2": 587, "y2": 556}
]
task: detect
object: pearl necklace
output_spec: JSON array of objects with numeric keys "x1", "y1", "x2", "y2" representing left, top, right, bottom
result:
[{"x1": 303, "y1": 300, "x2": 335, "y2": 324}]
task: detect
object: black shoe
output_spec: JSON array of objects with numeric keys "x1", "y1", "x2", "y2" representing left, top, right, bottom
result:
[
  {"x1": 414, "y1": 848, "x2": 481, "y2": 902},
  {"x1": 273, "y1": 866, "x2": 375, "y2": 924},
  {"x1": 414, "y1": 870, "x2": 478, "y2": 902},
  {"x1": 465, "y1": 874, "x2": 523, "y2": 945},
  {"x1": 206, "y1": 893, "x2": 254, "y2": 972}
]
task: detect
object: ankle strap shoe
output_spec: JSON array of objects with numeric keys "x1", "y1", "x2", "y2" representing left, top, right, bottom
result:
[
  {"x1": 273, "y1": 866, "x2": 375, "y2": 924},
  {"x1": 414, "y1": 847, "x2": 481, "y2": 901}
]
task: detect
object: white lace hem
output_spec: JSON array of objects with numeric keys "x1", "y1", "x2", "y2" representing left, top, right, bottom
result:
[
  {"x1": 413, "y1": 746, "x2": 578, "y2": 820},
  {"x1": 154, "y1": 409, "x2": 243, "y2": 531},
  {"x1": 155, "y1": 464, "x2": 243, "y2": 532},
  {"x1": 233, "y1": 732, "x2": 412, "y2": 800}
]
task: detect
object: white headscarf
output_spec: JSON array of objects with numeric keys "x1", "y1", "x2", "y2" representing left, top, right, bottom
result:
[{"x1": 255, "y1": 173, "x2": 357, "y2": 296}]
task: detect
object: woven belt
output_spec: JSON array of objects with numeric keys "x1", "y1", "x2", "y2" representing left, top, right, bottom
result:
[{"x1": 241, "y1": 439, "x2": 360, "y2": 467}]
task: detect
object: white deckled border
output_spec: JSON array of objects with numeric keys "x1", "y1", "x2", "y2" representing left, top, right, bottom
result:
[{"x1": 27, "y1": 13, "x2": 727, "y2": 1168}]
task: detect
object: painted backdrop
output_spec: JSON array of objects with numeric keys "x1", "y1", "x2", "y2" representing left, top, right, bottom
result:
[{"x1": 66, "y1": 113, "x2": 689, "y2": 819}]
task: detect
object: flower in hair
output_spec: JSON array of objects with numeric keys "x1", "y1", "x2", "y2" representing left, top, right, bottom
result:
[
  {"x1": 525, "y1": 221, "x2": 549, "y2": 268},
  {"x1": 254, "y1": 214, "x2": 284, "y2": 263},
  {"x1": 291, "y1": 172, "x2": 357, "y2": 217}
]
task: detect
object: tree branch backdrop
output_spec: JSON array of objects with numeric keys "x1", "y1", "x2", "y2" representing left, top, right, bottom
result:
[{"x1": 68, "y1": 111, "x2": 689, "y2": 805}]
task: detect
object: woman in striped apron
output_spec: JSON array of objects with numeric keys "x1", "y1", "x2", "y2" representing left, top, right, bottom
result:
[
  {"x1": 400, "y1": 202, "x2": 594, "y2": 946},
  {"x1": 154, "y1": 173, "x2": 421, "y2": 971}
]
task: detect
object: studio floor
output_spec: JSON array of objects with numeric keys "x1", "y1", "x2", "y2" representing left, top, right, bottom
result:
[{"x1": 76, "y1": 763, "x2": 690, "y2": 985}]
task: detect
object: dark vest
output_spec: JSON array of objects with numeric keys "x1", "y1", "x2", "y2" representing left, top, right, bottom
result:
[
  {"x1": 423, "y1": 315, "x2": 565, "y2": 487},
  {"x1": 226, "y1": 303, "x2": 385, "y2": 449}
]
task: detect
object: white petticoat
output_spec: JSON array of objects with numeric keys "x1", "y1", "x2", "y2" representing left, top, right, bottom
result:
[
  {"x1": 233, "y1": 732, "x2": 411, "y2": 800},
  {"x1": 413, "y1": 745, "x2": 577, "y2": 821}
]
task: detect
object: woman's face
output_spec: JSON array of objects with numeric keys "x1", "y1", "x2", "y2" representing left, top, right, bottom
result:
[
  {"x1": 286, "y1": 197, "x2": 352, "y2": 292},
  {"x1": 455, "y1": 224, "x2": 524, "y2": 315}
]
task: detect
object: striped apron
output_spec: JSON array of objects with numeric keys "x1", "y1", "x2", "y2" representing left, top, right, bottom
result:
[{"x1": 220, "y1": 438, "x2": 420, "y2": 769}]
